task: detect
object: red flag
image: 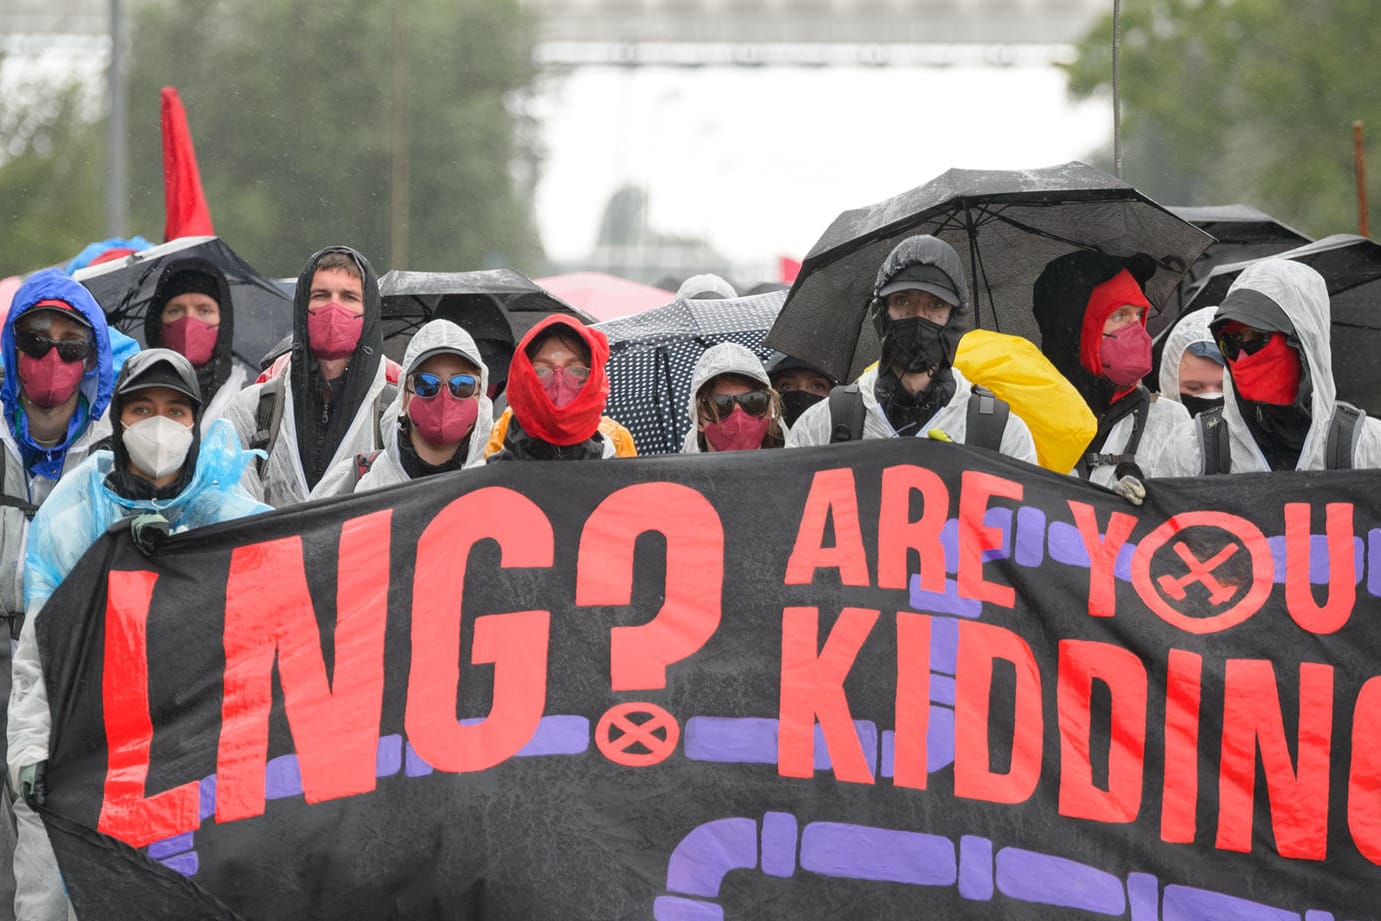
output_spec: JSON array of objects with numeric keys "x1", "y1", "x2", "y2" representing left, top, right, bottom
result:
[
  {"x1": 779, "y1": 256, "x2": 801, "y2": 284},
  {"x1": 160, "y1": 87, "x2": 215, "y2": 241}
]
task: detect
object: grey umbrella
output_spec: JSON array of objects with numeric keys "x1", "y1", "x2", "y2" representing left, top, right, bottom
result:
[
  {"x1": 1180, "y1": 234, "x2": 1381, "y2": 415},
  {"x1": 765, "y1": 161, "x2": 1214, "y2": 383},
  {"x1": 596, "y1": 289, "x2": 786, "y2": 456}
]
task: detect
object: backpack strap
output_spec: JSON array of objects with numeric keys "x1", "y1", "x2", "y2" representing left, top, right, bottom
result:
[
  {"x1": 0, "y1": 448, "x2": 38, "y2": 517},
  {"x1": 354, "y1": 450, "x2": 382, "y2": 483},
  {"x1": 1079, "y1": 389, "x2": 1151, "y2": 479},
  {"x1": 250, "y1": 373, "x2": 288, "y2": 477},
  {"x1": 1325, "y1": 402, "x2": 1366, "y2": 470},
  {"x1": 1197, "y1": 405, "x2": 1232, "y2": 475},
  {"x1": 828, "y1": 384, "x2": 866, "y2": 444},
  {"x1": 965, "y1": 385, "x2": 1011, "y2": 452}
]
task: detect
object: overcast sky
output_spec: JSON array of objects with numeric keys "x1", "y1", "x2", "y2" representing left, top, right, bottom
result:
[{"x1": 531, "y1": 62, "x2": 1112, "y2": 274}]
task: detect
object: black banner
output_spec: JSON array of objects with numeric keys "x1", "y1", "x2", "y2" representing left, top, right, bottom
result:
[{"x1": 37, "y1": 440, "x2": 1381, "y2": 920}]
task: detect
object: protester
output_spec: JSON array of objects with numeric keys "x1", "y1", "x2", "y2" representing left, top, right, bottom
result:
[
  {"x1": 8, "y1": 348, "x2": 267, "y2": 921},
  {"x1": 675, "y1": 273, "x2": 737, "y2": 301},
  {"x1": 1156, "y1": 308, "x2": 1225, "y2": 417},
  {"x1": 1162, "y1": 259, "x2": 1381, "y2": 474},
  {"x1": 486, "y1": 315, "x2": 636, "y2": 460},
  {"x1": 0, "y1": 270, "x2": 115, "y2": 917},
  {"x1": 766, "y1": 350, "x2": 835, "y2": 428},
  {"x1": 218, "y1": 246, "x2": 393, "y2": 505},
  {"x1": 787, "y1": 234, "x2": 1037, "y2": 463},
  {"x1": 143, "y1": 256, "x2": 251, "y2": 430},
  {"x1": 315, "y1": 319, "x2": 493, "y2": 493},
  {"x1": 1032, "y1": 250, "x2": 1189, "y2": 503},
  {"x1": 682, "y1": 342, "x2": 785, "y2": 453}
]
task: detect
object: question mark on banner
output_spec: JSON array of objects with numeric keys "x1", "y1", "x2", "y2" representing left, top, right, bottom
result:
[{"x1": 576, "y1": 483, "x2": 724, "y2": 691}]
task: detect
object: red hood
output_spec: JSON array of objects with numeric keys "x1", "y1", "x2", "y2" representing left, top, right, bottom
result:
[{"x1": 506, "y1": 315, "x2": 611, "y2": 446}]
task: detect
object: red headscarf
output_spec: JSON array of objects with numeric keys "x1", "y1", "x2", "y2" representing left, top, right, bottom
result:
[
  {"x1": 506, "y1": 315, "x2": 611, "y2": 446},
  {"x1": 1078, "y1": 269, "x2": 1151, "y2": 378}
]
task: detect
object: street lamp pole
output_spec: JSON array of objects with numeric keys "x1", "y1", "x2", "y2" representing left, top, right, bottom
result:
[{"x1": 107, "y1": 0, "x2": 128, "y2": 237}]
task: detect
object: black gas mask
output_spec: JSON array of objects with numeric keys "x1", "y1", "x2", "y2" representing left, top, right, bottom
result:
[{"x1": 871, "y1": 302, "x2": 963, "y2": 378}]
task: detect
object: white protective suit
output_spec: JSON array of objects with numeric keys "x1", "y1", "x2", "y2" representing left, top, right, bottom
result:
[
  {"x1": 1080, "y1": 393, "x2": 1190, "y2": 487},
  {"x1": 1159, "y1": 259, "x2": 1381, "y2": 474},
  {"x1": 680, "y1": 341, "x2": 776, "y2": 454},
  {"x1": 315, "y1": 320, "x2": 494, "y2": 494},
  {"x1": 787, "y1": 365, "x2": 1039, "y2": 465},
  {"x1": 1156, "y1": 307, "x2": 1219, "y2": 401}
]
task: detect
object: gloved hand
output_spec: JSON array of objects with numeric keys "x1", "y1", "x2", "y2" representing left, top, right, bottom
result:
[
  {"x1": 114, "y1": 512, "x2": 172, "y2": 556},
  {"x1": 927, "y1": 429, "x2": 954, "y2": 443},
  {"x1": 1113, "y1": 474, "x2": 1146, "y2": 507},
  {"x1": 18, "y1": 762, "x2": 45, "y2": 808}
]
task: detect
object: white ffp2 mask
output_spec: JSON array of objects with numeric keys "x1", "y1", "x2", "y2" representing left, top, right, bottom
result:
[{"x1": 122, "y1": 415, "x2": 194, "y2": 480}]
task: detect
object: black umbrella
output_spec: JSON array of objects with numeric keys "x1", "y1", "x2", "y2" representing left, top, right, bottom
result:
[
  {"x1": 1165, "y1": 204, "x2": 1312, "y2": 325},
  {"x1": 765, "y1": 161, "x2": 1214, "y2": 383},
  {"x1": 73, "y1": 235, "x2": 292, "y2": 369},
  {"x1": 378, "y1": 269, "x2": 593, "y2": 361},
  {"x1": 596, "y1": 289, "x2": 786, "y2": 456},
  {"x1": 1180, "y1": 233, "x2": 1381, "y2": 415}
]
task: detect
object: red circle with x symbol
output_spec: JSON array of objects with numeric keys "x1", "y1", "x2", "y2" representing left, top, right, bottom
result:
[
  {"x1": 1131, "y1": 511, "x2": 1274, "y2": 635},
  {"x1": 595, "y1": 703, "x2": 681, "y2": 767}
]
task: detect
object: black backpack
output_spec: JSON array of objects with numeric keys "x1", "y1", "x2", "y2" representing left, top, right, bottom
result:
[
  {"x1": 1198, "y1": 401, "x2": 1365, "y2": 473},
  {"x1": 827, "y1": 382, "x2": 1010, "y2": 451}
]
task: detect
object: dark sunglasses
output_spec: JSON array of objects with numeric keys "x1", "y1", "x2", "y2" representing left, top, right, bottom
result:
[
  {"x1": 1215, "y1": 328, "x2": 1273, "y2": 361},
  {"x1": 410, "y1": 372, "x2": 478, "y2": 400},
  {"x1": 702, "y1": 389, "x2": 773, "y2": 419},
  {"x1": 16, "y1": 331, "x2": 90, "y2": 363}
]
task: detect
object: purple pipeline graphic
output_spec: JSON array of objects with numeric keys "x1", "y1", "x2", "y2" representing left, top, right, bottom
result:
[{"x1": 651, "y1": 812, "x2": 1361, "y2": 921}]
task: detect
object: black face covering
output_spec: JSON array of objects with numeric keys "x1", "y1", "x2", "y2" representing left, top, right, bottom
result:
[
  {"x1": 779, "y1": 390, "x2": 825, "y2": 428},
  {"x1": 876, "y1": 314, "x2": 961, "y2": 376},
  {"x1": 873, "y1": 366, "x2": 956, "y2": 437},
  {"x1": 1179, "y1": 393, "x2": 1224, "y2": 418}
]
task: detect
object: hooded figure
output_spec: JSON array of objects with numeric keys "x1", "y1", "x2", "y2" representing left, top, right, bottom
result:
[
  {"x1": 488, "y1": 315, "x2": 637, "y2": 461},
  {"x1": 788, "y1": 235, "x2": 1037, "y2": 463},
  {"x1": 682, "y1": 342, "x2": 785, "y2": 453},
  {"x1": 1162, "y1": 259, "x2": 1381, "y2": 474},
  {"x1": 1156, "y1": 308, "x2": 1225, "y2": 418},
  {"x1": 220, "y1": 246, "x2": 393, "y2": 505},
  {"x1": 8, "y1": 348, "x2": 267, "y2": 921},
  {"x1": 766, "y1": 350, "x2": 836, "y2": 428},
  {"x1": 676, "y1": 273, "x2": 738, "y2": 301},
  {"x1": 1032, "y1": 250, "x2": 1189, "y2": 487},
  {"x1": 143, "y1": 256, "x2": 251, "y2": 430},
  {"x1": 315, "y1": 319, "x2": 495, "y2": 494}
]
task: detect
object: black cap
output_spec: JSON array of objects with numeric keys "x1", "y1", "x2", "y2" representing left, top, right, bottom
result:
[
  {"x1": 876, "y1": 264, "x2": 961, "y2": 307},
  {"x1": 116, "y1": 348, "x2": 203, "y2": 407}
]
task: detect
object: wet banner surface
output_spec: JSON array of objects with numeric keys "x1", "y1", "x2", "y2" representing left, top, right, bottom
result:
[{"x1": 36, "y1": 440, "x2": 1381, "y2": 920}]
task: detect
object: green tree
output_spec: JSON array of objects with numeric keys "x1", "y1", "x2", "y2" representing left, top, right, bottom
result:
[
  {"x1": 0, "y1": 71, "x2": 107, "y2": 276},
  {"x1": 1065, "y1": 0, "x2": 1379, "y2": 237},
  {"x1": 123, "y1": 0, "x2": 545, "y2": 277}
]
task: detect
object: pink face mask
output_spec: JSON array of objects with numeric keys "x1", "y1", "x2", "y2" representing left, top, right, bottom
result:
[
  {"x1": 408, "y1": 392, "x2": 480, "y2": 447},
  {"x1": 162, "y1": 316, "x2": 220, "y2": 366},
  {"x1": 1099, "y1": 323, "x2": 1153, "y2": 388},
  {"x1": 541, "y1": 367, "x2": 587, "y2": 409},
  {"x1": 702, "y1": 405, "x2": 771, "y2": 452},
  {"x1": 307, "y1": 303, "x2": 363, "y2": 361},
  {"x1": 18, "y1": 350, "x2": 86, "y2": 409}
]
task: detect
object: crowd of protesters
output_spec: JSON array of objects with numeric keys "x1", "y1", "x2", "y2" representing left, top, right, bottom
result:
[{"x1": 0, "y1": 224, "x2": 1375, "y2": 919}]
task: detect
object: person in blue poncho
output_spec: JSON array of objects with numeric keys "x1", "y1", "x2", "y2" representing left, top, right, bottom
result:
[{"x1": 7, "y1": 348, "x2": 268, "y2": 921}]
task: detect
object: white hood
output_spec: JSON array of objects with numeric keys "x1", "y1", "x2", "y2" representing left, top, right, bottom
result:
[{"x1": 681, "y1": 341, "x2": 771, "y2": 453}]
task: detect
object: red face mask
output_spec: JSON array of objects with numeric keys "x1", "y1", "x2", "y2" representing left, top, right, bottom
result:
[
  {"x1": 18, "y1": 350, "x2": 86, "y2": 409},
  {"x1": 1098, "y1": 323, "x2": 1153, "y2": 388},
  {"x1": 1227, "y1": 333, "x2": 1301, "y2": 405},
  {"x1": 702, "y1": 405, "x2": 771, "y2": 451},
  {"x1": 540, "y1": 367, "x2": 587, "y2": 409},
  {"x1": 407, "y1": 392, "x2": 479, "y2": 447},
  {"x1": 161, "y1": 316, "x2": 219, "y2": 366},
  {"x1": 307, "y1": 304, "x2": 363, "y2": 361}
]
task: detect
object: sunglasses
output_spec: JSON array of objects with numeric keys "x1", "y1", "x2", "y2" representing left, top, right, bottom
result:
[
  {"x1": 410, "y1": 372, "x2": 478, "y2": 400},
  {"x1": 534, "y1": 365, "x2": 591, "y2": 384},
  {"x1": 702, "y1": 389, "x2": 773, "y2": 419},
  {"x1": 16, "y1": 331, "x2": 90, "y2": 363},
  {"x1": 1215, "y1": 328, "x2": 1273, "y2": 361}
]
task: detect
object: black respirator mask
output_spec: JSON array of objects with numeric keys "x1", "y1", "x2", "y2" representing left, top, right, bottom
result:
[{"x1": 872, "y1": 303, "x2": 963, "y2": 377}]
